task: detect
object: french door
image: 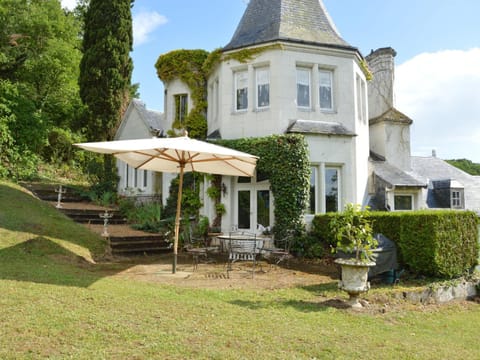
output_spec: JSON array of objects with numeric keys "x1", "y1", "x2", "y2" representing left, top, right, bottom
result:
[{"x1": 236, "y1": 186, "x2": 272, "y2": 232}]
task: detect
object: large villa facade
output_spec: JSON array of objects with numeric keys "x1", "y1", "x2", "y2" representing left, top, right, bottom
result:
[{"x1": 115, "y1": 0, "x2": 480, "y2": 233}]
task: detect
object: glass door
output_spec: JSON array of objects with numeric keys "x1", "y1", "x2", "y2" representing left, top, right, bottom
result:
[{"x1": 236, "y1": 187, "x2": 272, "y2": 232}]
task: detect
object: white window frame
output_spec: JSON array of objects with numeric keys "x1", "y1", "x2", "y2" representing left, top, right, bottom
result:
[
  {"x1": 451, "y1": 189, "x2": 463, "y2": 209},
  {"x1": 307, "y1": 166, "x2": 318, "y2": 215},
  {"x1": 307, "y1": 164, "x2": 342, "y2": 214},
  {"x1": 296, "y1": 67, "x2": 311, "y2": 109},
  {"x1": 393, "y1": 194, "x2": 414, "y2": 211},
  {"x1": 319, "y1": 69, "x2": 334, "y2": 111},
  {"x1": 255, "y1": 67, "x2": 270, "y2": 110},
  {"x1": 324, "y1": 166, "x2": 341, "y2": 213},
  {"x1": 356, "y1": 74, "x2": 366, "y2": 122},
  {"x1": 174, "y1": 93, "x2": 188, "y2": 124},
  {"x1": 234, "y1": 70, "x2": 248, "y2": 111}
]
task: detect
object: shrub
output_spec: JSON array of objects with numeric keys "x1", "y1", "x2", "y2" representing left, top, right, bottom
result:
[
  {"x1": 312, "y1": 210, "x2": 479, "y2": 278},
  {"x1": 397, "y1": 211, "x2": 478, "y2": 278}
]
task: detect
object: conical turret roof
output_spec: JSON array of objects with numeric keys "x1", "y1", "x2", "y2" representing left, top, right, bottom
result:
[{"x1": 224, "y1": 0, "x2": 354, "y2": 51}]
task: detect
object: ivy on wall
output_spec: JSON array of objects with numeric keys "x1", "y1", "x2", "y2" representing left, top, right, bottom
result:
[
  {"x1": 156, "y1": 47, "x2": 311, "y2": 238},
  {"x1": 217, "y1": 134, "x2": 311, "y2": 239},
  {"x1": 155, "y1": 45, "x2": 280, "y2": 139},
  {"x1": 155, "y1": 49, "x2": 209, "y2": 139}
]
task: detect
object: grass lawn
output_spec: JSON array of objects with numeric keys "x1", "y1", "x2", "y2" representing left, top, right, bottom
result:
[{"x1": 0, "y1": 180, "x2": 479, "y2": 359}]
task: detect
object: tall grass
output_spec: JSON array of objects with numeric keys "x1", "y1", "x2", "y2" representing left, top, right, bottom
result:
[{"x1": 0, "y1": 180, "x2": 479, "y2": 359}]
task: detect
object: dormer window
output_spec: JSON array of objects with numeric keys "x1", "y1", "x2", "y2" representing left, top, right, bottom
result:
[
  {"x1": 255, "y1": 67, "x2": 270, "y2": 109},
  {"x1": 235, "y1": 70, "x2": 248, "y2": 111},
  {"x1": 296, "y1": 67, "x2": 311, "y2": 109},
  {"x1": 174, "y1": 94, "x2": 188, "y2": 123},
  {"x1": 319, "y1": 69, "x2": 333, "y2": 111}
]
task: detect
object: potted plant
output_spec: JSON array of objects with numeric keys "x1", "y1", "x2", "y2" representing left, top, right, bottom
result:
[{"x1": 330, "y1": 203, "x2": 378, "y2": 308}]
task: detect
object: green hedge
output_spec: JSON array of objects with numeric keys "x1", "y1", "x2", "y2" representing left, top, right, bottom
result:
[{"x1": 312, "y1": 210, "x2": 479, "y2": 278}]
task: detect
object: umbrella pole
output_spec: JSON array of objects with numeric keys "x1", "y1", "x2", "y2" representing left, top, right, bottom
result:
[{"x1": 173, "y1": 164, "x2": 185, "y2": 274}]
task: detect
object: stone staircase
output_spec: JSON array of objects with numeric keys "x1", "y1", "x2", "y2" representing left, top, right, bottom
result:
[{"x1": 23, "y1": 182, "x2": 172, "y2": 256}]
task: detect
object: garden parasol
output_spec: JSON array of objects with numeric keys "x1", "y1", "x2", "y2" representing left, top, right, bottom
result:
[{"x1": 75, "y1": 133, "x2": 258, "y2": 273}]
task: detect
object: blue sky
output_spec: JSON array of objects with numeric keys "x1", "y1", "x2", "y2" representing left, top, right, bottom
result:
[{"x1": 62, "y1": 0, "x2": 480, "y2": 162}]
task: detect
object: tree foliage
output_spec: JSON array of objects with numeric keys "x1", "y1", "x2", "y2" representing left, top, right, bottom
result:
[
  {"x1": 0, "y1": 0, "x2": 84, "y2": 179},
  {"x1": 79, "y1": 0, "x2": 134, "y2": 191},
  {"x1": 79, "y1": 0, "x2": 134, "y2": 142},
  {"x1": 446, "y1": 159, "x2": 480, "y2": 176}
]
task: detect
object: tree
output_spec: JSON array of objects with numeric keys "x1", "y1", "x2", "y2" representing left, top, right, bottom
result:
[
  {"x1": 446, "y1": 159, "x2": 480, "y2": 176},
  {"x1": 79, "y1": 0, "x2": 134, "y2": 141},
  {"x1": 79, "y1": 0, "x2": 134, "y2": 191},
  {"x1": 0, "y1": 0, "x2": 84, "y2": 179}
]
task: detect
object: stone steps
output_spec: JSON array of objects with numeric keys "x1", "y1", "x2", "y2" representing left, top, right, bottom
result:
[
  {"x1": 58, "y1": 208, "x2": 127, "y2": 225},
  {"x1": 109, "y1": 235, "x2": 172, "y2": 255},
  {"x1": 22, "y1": 182, "x2": 172, "y2": 256}
]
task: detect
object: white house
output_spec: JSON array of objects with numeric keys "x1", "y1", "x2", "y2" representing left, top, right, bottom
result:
[
  {"x1": 114, "y1": 99, "x2": 166, "y2": 199},
  {"x1": 115, "y1": 0, "x2": 480, "y2": 231}
]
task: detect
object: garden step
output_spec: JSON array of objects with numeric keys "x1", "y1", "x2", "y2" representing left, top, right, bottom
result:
[
  {"x1": 58, "y1": 208, "x2": 127, "y2": 225},
  {"x1": 109, "y1": 236, "x2": 172, "y2": 255},
  {"x1": 21, "y1": 182, "x2": 86, "y2": 202}
]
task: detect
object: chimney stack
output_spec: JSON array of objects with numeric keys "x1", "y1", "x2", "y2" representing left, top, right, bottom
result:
[{"x1": 366, "y1": 47, "x2": 397, "y2": 119}]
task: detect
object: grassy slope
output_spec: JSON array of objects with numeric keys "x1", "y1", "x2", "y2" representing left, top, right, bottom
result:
[{"x1": 0, "y1": 180, "x2": 479, "y2": 359}]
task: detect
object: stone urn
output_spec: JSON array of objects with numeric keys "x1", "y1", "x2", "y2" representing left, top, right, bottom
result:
[{"x1": 335, "y1": 258, "x2": 376, "y2": 308}]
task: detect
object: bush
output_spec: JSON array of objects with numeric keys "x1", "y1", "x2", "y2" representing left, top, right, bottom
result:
[
  {"x1": 312, "y1": 210, "x2": 479, "y2": 278},
  {"x1": 397, "y1": 211, "x2": 478, "y2": 278}
]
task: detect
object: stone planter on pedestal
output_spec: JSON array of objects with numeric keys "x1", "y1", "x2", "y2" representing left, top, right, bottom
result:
[{"x1": 335, "y1": 258, "x2": 376, "y2": 308}]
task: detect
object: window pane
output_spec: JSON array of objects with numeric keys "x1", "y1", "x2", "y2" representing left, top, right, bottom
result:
[
  {"x1": 175, "y1": 94, "x2": 188, "y2": 123},
  {"x1": 394, "y1": 195, "x2": 412, "y2": 210},
  {"x1": 325, "y1": 168, "x2": 338, "y2": 212},
  {"x1": 256, "y1": 68, "x2": 269, "y2": 108},
  {"x1": 257, "y1": 190, "x2": 270, "y2": 228},
  {"x1": 308, "y1": 167, "x2": 316, "y2": 214},
  {"x1": 451, "y1": 190, "x2": 462, "y2": 208},
  {"x1": 237, "y1": 176, "x2": 251, "y2": 183},
  {"x1": 297, "y1": 68, "x2": 310, "y2": 108},
  {"x1": 235, "y1": 71, "x2": 248, "y2": 110},
  {"x1": 319, "y1": 70, "x2": 333, "y2": 110},
  {"x1": 256, "y1": 170, "x2": 269, "y2": 183},
  {"x1": 143, "y1": 170, "x2": 148, "y2": 188},
  {"x1": 257, "y1": 84, "x2": 269, "y2": 107},
  {"x1": 238, "y1": 190, "x2": 251, "y2": 229}
]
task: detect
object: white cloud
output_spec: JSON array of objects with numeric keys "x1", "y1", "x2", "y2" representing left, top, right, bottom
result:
[
  {"x1": 133, "y1": 11, "x2": 168, "y2": 47},
  {"x1": 395, "y1": 48, "x2": 480, "y2": 161},
  {"x1": 61, "y1": 0, "x2": 78, "y2": 10}
]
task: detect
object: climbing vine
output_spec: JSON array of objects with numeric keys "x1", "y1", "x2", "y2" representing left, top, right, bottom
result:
[
  {"x1": 155, "y1": 49, "x2": 209, "y2": 139},
  {"x1": 217, "y1": 134, "x2": 311, "y2": 239}
]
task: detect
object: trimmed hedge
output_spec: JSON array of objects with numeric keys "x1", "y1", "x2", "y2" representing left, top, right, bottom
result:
[{"x1": 312, "y1": 210, "x2": 479, "y2": 278}]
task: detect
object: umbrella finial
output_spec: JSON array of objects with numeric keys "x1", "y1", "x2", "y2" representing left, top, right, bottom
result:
[{"x1": 183, "y1": 129, "x2": 189, "y2": 138}]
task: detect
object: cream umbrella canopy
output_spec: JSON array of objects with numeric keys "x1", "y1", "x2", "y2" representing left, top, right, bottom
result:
[{"x1": 75, "y1": 134, "x2": 258, "y2": 273}]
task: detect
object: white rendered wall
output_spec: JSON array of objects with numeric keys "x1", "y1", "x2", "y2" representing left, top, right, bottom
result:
[{"x1": 209, "y1": 44, "x2": 365, "y2": 139}]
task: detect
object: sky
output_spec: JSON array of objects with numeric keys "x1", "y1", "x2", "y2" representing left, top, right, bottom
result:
[{"x1": 61, "y1": 0, "x2": 480, "y2": 162}]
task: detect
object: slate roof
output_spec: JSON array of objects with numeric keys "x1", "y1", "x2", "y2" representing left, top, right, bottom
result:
[
  {"x1": 115, "y1": 99, "x2": 165, "y2": 140},
  {"x1": 131, "y1": 99, "x2": 164, "y2": 132},
  {"x1": 287, "y1": 119, "x2": 355, "y2": 136},
  {"x1": 371, "y1": 160, "x2": 427, "y2": 188},
  {"x1": 411, "y1": 156, "x2": 474, "y2": 183},
  {"x1": 224, "y1": 0, "x2": 354, "y2": 51},
  {"x1": 411, "y1": 156, "x2": 480, "y2": 213}
]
